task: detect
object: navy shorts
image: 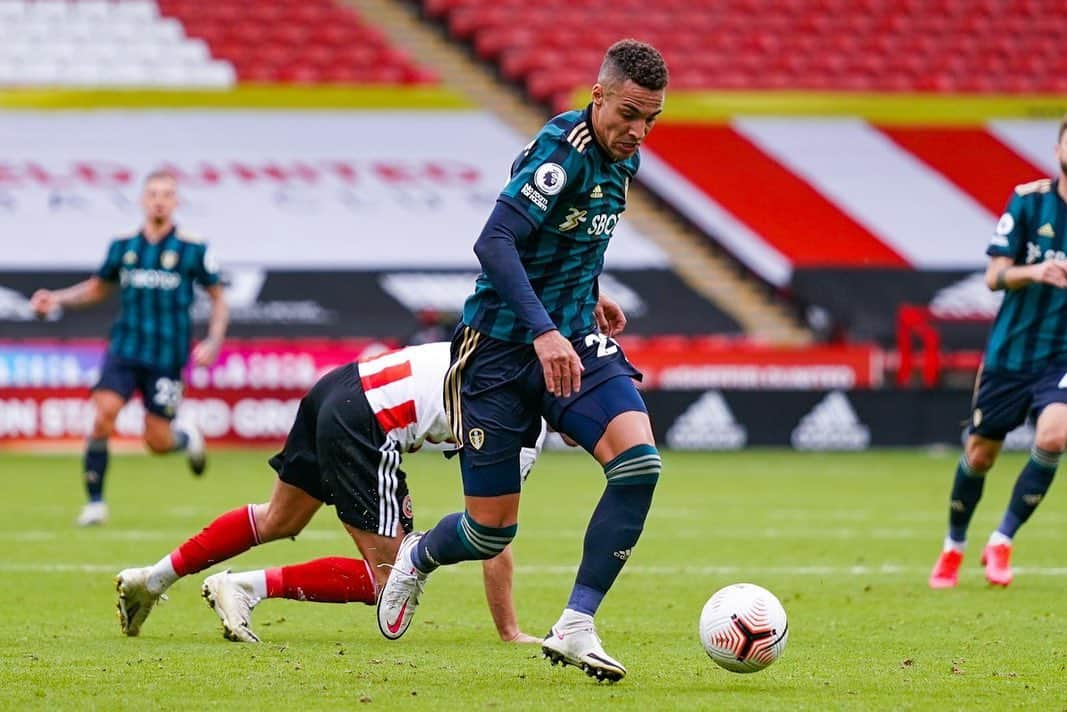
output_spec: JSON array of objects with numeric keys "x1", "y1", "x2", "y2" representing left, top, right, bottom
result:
[
  {"x1": 269, "y1": 363, "x2": 413, "y2": 538},
  {"x1": 93, "y1": 355, "x2": 183, "y2": 420},
  {"x1": 444, "y1": 325, "x2": 643, "y2": 497},
  {"x1": 969, "y1": 363, "x2": 1067, "y2": 440}
]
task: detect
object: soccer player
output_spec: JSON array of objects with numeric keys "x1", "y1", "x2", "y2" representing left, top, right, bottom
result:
[
  {"x1": 29, "y1": 171, "x2": 228, "y2": 527},
  {"x1": 929, "y1": 114, "x2": 1067, "y2": 589},
  {"x1": 376, "y1": 39, "x2": 668, "y2": 682},
  {"x1": 113, "y1": 342, "x2": 544, "y2": 645}
]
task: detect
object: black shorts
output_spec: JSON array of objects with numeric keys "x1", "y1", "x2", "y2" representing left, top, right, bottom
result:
[
  {"x1": 93, "y1": 354, "x2": 183, "y2": 420},
  {"x1": 969, "y1": 363, "x2": 1067, "y2": 440},
  {"x1": 269, "y1": 363, "x2": 413, "y2": 537},
  {"x1": 444, "y1": 325, "x2": 642, "y2": 497}
]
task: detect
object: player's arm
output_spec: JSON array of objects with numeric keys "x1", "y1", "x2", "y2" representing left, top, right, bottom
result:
[
  {"x1": 474, "y1": 201, "x2": 583, "y2": 398},
  {"x1": 986, "y1": 256, "x2": 1067, "y2": 290},
  {"x1": 986, "y1": 189, "x2": 1067, "y2": 290},
  {"x1": 30, "y1": 276, "x2": 114, "y2": 318},
  {"x1": 480, "y1": 545, "x2": 539, "y2": 644},
  {"x1": 192, "y1": 284, "x2": 228, "y2": 366}
]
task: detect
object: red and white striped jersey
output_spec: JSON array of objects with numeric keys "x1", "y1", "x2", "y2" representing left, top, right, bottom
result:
[{"x1": 357, "y1": 341, "x2": 454, "y2": 453}]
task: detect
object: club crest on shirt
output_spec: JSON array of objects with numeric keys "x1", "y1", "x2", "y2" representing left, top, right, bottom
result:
[
  {"x1": 123, "y1": 250, "x2": 138, "y2": 265},
  {"x1": 534, "y1": 163, "x2": 566, "y2": 196},
  {"x1": 161, "y1": 250, "x2": 179, "y2": 269},
  {"x1": 468, "y1": 428, "x2": 485, "y2": 450},
  {"x1": 402, "y1": 494, "x2": 414, "y2": 519}
]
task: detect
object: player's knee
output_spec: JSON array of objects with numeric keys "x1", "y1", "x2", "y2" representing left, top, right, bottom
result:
[
  {"x1": 457, "y1": 511, "x2": 516, "y2": 560},
  {"x1": 254, "y1": 501, "x2": 306, "y2": 542},
  {"x1": 964, "y1": 439, "x2": 998, "y2": 472},
  {"x1": 603, "y1": 443, "x2": 661, "y2": 486},
  {"x1": 1033, "y1": 429, "x2": 1067, "y2": 455}
]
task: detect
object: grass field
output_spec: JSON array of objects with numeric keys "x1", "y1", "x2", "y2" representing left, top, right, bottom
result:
[{"x1": 2, "y1": 448, "x2": 1066, "y2": 710}]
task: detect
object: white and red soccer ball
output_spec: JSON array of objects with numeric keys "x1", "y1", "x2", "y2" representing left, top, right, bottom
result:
[{"x1": 699, "y1": 583, "x2": 789, "y2": 673}]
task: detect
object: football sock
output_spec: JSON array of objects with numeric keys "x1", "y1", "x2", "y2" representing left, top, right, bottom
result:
[
  {"x1": 996, "y1": 445, "x2": 1059, "y2": 538},
  {"x1": 168, "y1": 505, "x2": 260, "y2": 579},
  {"x1": 262, "y1": 557, "x2": 377, "y2": 604},
  {"x1": 568, "y1": 444, "x2": 660, "y2": 616},
  {"x1": 169, "y1": 423, "x2": 190, "y2": 453},
  {"x1": 947, "y1": 454, "x2": 988, "y2": 544},
  {"x1": 412, "y1": 512, "x2": 517, "y2": 574},
  {"x1": 83, "y1": 437, "x2": 109, "y2": 502}
]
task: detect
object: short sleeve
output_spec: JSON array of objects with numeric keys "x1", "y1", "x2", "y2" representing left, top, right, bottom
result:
[
  {"x1": 96, "y1": 241, "x2": 122, "y2": 282},
  {"x1": 987, "y1": 192, "x2": 1027, "y2": 259},
  {"x1": 194, "y1": 244, "x2": 221, "y2": 287},
  {"x1": 498, "y1": 133, "x2": 586, "y2": 228}
]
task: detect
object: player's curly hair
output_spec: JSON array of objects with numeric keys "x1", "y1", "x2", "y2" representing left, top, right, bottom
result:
[{"x1": 599, "y1": 39, "x2": 669, "y2": 91}]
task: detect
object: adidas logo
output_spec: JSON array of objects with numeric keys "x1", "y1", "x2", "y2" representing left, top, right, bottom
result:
[
  {"x1": 590, "y1": 184, "x2": 603, "y2": 199},
  {"x1": 790, "y1": 392, "x2": 870, "y2": 451},
  {"x1": 1038, "y1": 223, "x2": 1055, "y2": 238},
  {"x1": 666, "y1": 391, "x2": 746, "y2": 450},
  {"x1": 613, "y1": 548, "x2": 632, "y2": 561}
]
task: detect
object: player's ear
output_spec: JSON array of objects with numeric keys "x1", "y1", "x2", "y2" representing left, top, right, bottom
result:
[{"x1": 592, "y1": 83, "x2": 605, "y2": 106}]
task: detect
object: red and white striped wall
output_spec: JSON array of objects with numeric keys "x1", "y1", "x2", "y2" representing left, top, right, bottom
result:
[{"x1": 641, "y1": 119, "x2": 1061, "y2": 285}]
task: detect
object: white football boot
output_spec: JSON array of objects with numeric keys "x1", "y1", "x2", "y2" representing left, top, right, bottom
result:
[
  {"x1": 376, "y1": 531, "x2": 428, "y2": 640},
  {"x1": 76, "y1": 501, "x2": 108, "y2": 527},
  {"x1": 542, "y1": 610, "x2": 627, "y2": 682},
  {"x1": 115, "y1": 566, "x2": 165, "y2": 636},
  {"x1": 182, "y1": 420, "x2": 207, "y2": 476},
  {"x1": 202, "y1": 570, "x2": 261, "y2": 643}
]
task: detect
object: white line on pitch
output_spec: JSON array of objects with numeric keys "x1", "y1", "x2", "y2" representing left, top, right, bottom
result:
[{"x1": 5, "y1": 562, "x2": 1067, "y2": 577}]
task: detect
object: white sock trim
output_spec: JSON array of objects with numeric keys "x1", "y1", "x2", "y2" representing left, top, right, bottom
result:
[
  {"x1": 989, "y1": 531, "x2": 1012, "y2": 546},
  {"x1": 943, "y1": 536, "x2": 965, "y2": 553},
  {"x1": 147, "y1": 555, "x2": 179, "y2": 595},
  {"x1": 230, "y1": 570, "x2": 268, "y2": 601}
]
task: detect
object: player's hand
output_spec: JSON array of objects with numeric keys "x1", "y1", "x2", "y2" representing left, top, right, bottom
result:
[
  {"x1": 192, "y1": 337, "x2": 222, "y2": 366},
  {"x1": 502, "y1": 631, "x2": 542, "y2": 645},
  {"x1": 594, "y1": 295, "x2": 627, "y2": 337},
  {"x1": 1033, "y1": 261, "x2": 1067, "y2": 288},
  {"x1": 29, "y1": 289, "x2": 59, "y2": 319},
  {"x1": 533, "y1": 330, "x2": 583, "y2": 398}
]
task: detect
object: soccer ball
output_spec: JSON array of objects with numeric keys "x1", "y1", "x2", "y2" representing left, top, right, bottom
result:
[{"x1": 699, "y1": 583, "x2": 789, "y2": 673}]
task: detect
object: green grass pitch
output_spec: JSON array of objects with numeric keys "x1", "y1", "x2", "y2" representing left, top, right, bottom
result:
[{"x1": 1, "y1": 448, "x2": 1065, "y2": 710}]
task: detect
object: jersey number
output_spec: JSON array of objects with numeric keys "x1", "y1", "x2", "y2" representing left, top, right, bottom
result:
[
  {"x1": 585, "y1": 333, "x2": 618, "y2": 358},
  {"x1": 153, "y1": 377, "x2": 183, "y2": 413}
]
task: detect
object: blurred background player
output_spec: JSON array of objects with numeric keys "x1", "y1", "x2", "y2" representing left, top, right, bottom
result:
[
  {"x1": 29, "y1": 170, "x2": 228, "y2": 527},
  {"x1": 376, "y1": 40, "x2": 667, "y2": 683},
  {"x1": 929, "y1": 115, "x2": 1067, "y2": 589},
  {"x1": 113, "y1": 341, "x2": 544, "y2": 644}
]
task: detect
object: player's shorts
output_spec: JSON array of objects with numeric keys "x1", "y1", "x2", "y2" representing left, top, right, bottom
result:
[
  {"x1": 93, "y1": 354, "x2": 183, "y2": 420},
  {"x1": 269, "y1": 363, "x2": 413, "y2": 538},
  {"x1": 969, "y1": 362, "x2": 1067, "y2": 440},
  {"x1": 444, "y1": 325, "x2": 643, "y2": 497}
]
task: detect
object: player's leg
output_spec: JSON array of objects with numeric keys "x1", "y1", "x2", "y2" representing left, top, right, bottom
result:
[
  {"x1": 77, "y1": 388, "x2": 127, "y2": 526},
  {"x1": 542, "y1": 374, "x2": 658, "y2": 682},
  {"x1": 930, "y1": 368, "x2": 1027, "y2": 588},
  {"x1": 115, "y1": 383, "x2": 327, "y2": 636},
  {"x1": 139, "y1": 370, "x2": 205, "y2": 475},
  {"x1": 378, "y1": 330, "x2": 528, "y2": 640},
  {"x1": 983, "y1": 373, "x2": 1067, "y2": 586}
]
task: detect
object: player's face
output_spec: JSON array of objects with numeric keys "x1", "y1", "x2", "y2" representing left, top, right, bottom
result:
[
  {"x1": 591, "y1": 79, "x2": 664, "y2": 161},
  {"x1": 141, "y1": 177, "x2": 178, "y2": 224}
]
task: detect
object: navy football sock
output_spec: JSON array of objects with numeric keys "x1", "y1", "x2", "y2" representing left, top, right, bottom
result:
[
  {"x1": 413, "y1": 512, "x2": 516, "y2": 574},
  {"x1": 83, "y1": 438, "x2": 109, "y2": 503},
  {"x1": 568, "y1": 444, "x2": 660, "y2": 616},
  {"x1": 948, "y1": 454, "x2": 988, "y2": 543},
  {"x1": 997, "y1": 446, "x2": 1058, "y2": 538}
]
